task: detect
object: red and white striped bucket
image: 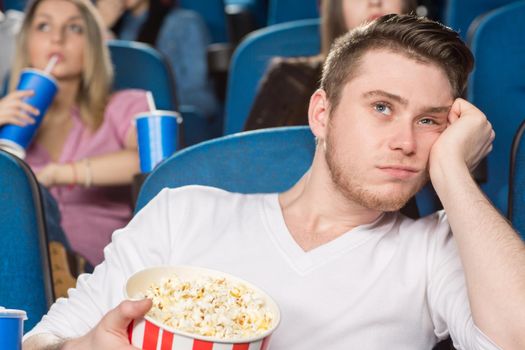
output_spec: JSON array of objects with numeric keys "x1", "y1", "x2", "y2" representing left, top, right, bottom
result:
[
  {"x1": 128, "y1": 318, "x2": 272, "y2": 350},
  {"x1": 125, "y1": 266, "x2": 280, "y2": 350}
]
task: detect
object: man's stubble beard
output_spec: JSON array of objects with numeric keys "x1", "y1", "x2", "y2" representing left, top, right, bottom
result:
[{"x1": 324, "y1": 131, "x2": 429, "y2": 212}]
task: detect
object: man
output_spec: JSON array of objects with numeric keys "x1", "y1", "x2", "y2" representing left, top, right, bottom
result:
[{"x1": 24, "y1": 15, "x2": 525, "y2": 350}]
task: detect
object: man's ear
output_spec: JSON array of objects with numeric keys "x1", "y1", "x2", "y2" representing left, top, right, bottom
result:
[{"x1": 308, "y1": 89, "x2": 330, "y2": 140}]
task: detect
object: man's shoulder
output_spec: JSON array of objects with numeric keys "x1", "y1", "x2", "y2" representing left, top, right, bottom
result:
[{"x1": 160, "y1": 185, "x2": 272, "y2": 204}]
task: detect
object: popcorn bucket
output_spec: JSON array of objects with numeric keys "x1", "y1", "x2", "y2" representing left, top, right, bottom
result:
[{"x1": 125, "y1": 266, "x2": 281, "y2": 350}]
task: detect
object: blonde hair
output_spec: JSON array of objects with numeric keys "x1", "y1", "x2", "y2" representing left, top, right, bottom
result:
[
  {"x1": 320, "y1": 0, "x2": 418, "y2": 57},
  {"x1": 10, "y1": 0, "x2": 113, "y2": 130}
]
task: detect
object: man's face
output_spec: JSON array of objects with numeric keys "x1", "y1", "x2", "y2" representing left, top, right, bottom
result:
[{"x1": 322, "y1": 49, "x2": 454, "y2": 211}]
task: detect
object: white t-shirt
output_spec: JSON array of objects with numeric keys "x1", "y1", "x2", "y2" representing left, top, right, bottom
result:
[{"x1": 25, "y1": 186, "x2": 501, "y2": 349}]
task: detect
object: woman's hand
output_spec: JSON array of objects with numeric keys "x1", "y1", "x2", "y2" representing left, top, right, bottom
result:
[
  {"x1": 36, "y1": 163, "x2": 76, "y2": 188},
  {"x1": 0, "y1": 90, "x2": 40, "y2": 127},
  {"x1": 36, "y1": 163, "x2": 61, "y2": 187}
]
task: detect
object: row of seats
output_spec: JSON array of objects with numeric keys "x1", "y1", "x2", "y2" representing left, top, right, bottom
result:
[
  {"x1": 2, "y1": 0, "x2": 525, "y2": 333},
  {"x1": 5, "y1": 114, "x2": 525, "y2": 331}
]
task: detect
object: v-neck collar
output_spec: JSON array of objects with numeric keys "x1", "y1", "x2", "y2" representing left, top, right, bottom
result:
[
  {"x1": 260, "y1": 193, "x2": 397, "y2": 275},
  {"x1": 31, "y1": 107, "x2": 84, "y2": 163}
]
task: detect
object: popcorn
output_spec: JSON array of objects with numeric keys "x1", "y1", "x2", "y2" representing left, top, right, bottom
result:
[{"x1": 140, "y1": 274, "x2": 275, "y2": 339}]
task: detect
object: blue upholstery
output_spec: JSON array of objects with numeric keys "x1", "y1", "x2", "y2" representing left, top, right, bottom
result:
[
  {"x1": 0, "y1": 150, "x2": 54, "y2": 332},
  {"x1": 508, "y1": 120, "x2": 525, "y2": 240},
  {"x1": 2, "y1": 0, "x2": 25, "y2": 11},
  {"x1": 223, "y1": 19, "x2": 320, "y2": 135},
  {"x1": 107, "y1": 40, "x2": 177, "y2": 111},
  {"x1": 267, "y1": 0, "x2": 319, "y2": 25},
  {"x1": 179, "y1": 0, "x2": 227, "y2": 43},
  {"x1": 467, "y1": 1, "x2": 525, "y2": 215},
  {"x1": 444, "y1": 0, "x2": 516, "y2": 40},
  {"x1": 135, "y1": 126, "x2": 315, "y2": 211}
]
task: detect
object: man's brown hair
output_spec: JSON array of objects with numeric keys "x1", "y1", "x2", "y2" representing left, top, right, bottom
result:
[{"x1": 320, "y1": 14, "x2": 474, "y2": 111}]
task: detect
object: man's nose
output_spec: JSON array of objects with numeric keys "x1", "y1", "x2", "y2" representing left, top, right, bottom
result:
[
  {"x1": 369, "y1": 0, "x2": 383, "y2": 7},
  {"x1": 388, "y1": 123, "x2": 416, "y2": 155}
]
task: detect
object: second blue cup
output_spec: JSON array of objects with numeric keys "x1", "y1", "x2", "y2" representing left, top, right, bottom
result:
[
  {"x1": 0, "y1": 308, "x2": 27, "y2": 350},
  {"x1": 135, "y1": 110, "x2": 182, "y2": 173}
]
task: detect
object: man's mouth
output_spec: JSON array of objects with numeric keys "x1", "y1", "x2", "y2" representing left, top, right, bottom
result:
[{"x1": 377, "y1": 165, "x2": 420, "y2": 180}]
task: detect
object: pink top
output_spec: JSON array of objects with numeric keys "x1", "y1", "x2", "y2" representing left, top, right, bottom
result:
[{"x1": 26, "y1": 90, "x2": 149, "y2": 266}]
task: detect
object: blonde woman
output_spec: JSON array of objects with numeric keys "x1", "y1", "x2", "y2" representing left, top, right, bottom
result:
[{"x1": 0, "y1": 0, "x2": 149, "y2": 266}]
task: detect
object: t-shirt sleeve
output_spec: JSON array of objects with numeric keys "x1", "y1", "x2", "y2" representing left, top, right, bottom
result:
[
  {"x1": 426, "y1": 211, "x2": 502, "y2": 350},
  {"x1": 105, "y1": 89, "x2": 150, "y2": 145},
  {"x1": 23, "y1": 187, "x2": 185, "y2": 341}
]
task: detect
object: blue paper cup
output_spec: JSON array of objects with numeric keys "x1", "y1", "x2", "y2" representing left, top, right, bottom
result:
[
  {"x1": 135, "y1": 110, "x2": 182, "y2": 173},
  {"x1": 0, "y1": 308, "x2": 27, "y2": 350},
  {"x1": 0, "y1": 68, "x2": 58, "y2": 158}
]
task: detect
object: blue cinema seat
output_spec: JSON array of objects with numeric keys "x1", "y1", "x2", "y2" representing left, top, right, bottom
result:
[
  {"x1": 0, "y1": 150, "x2": 54, "y2": 332},
  {"x1": 223, "y1": 19, "x2": 320, "y2": 135},
  {"x1": 267, "y1": 0, "x2": 319, "y2": 25},
  {"x1": 2, "y1": 0, "x2": 26, "y2": 11},
  {"x1": 508, "y1": 120, "x2": 525, "y2": 240},
  {"x1": 107, "y1": 40, "x2": 177, "y2": 111},
  {"x1": 444, "y1": 0, "x2": 516, "y2": 40},
  {"x1": 179, "y1": 0, "x2": 228, "y2": 43},
  {"x1": 108, "y1": 39, "x2": 216, "y2": 147},
  {"x1": 135, "y1": 126, "x2": 315, "y2": 211},
  {"x1": 466, "y1": 0, "x2": 525, "y2": 215}
]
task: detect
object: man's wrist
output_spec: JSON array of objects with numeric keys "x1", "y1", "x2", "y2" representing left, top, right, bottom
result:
[{"x1": 429, "y1": 155, "x2": 471, "y2": 193}]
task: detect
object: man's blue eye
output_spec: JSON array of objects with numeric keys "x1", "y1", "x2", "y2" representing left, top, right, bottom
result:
[
  {"x1": 419, "y1": 118, "x2": 435, "y2": 125},
  {"x1": 374, "y1": 103, "x2": 391, "y2": 115}
]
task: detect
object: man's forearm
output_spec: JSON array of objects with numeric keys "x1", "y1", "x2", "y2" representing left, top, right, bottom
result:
[
  {"x1": 432, "y1": 160, "x2": 525, "y2": 349},
  {"x1": 23, "y1": 334, "x2": 67, "y2": 350}
]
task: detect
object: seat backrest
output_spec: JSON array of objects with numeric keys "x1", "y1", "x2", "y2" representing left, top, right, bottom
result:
[
  {"x1": 2, "y1": 0, "x2": 26, "y2": 11},
  {"x1": 467, "y1": 0, "x2": 525, "y2": 214},
  {"x1": 179, "y1": 0, "x2": 228, "y2": 43},
  {"x1": 223, "y1": 18, "x2": 320, "y2": 135},
  {"x1": 107, "y1": 40, "x2": 177, "y2": 111},
  {"x1": 0, "y1": 150, "x2": 54, "y2": 332},
  {"x1": 267, "y1": 0, "x2": 319, "y2": 25},
  {"x1": 135, "y1": 126, "x2": 315, "y2": 211},
  {"x1": 508, "y1": 120, "x2": 525, "y2": 239},
  {"x1": 444, "y1": 0, "x2": 515, "y2": 40}
]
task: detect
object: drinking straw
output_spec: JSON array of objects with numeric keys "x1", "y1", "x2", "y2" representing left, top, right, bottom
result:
[
  {"x1": 44, "y1": 55, "x2": 59, "y2": 75},
  {"x1": 146, "y1": 91, "x2": 156, "y2": 112}
]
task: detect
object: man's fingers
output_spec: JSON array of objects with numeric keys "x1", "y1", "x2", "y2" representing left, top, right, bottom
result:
[
  {"x1": 447, "y1": 98, "x2": 464, "y2": 124},
  {"x1": 103, "y1": 299, "x2": 152, "y2": 331}
]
